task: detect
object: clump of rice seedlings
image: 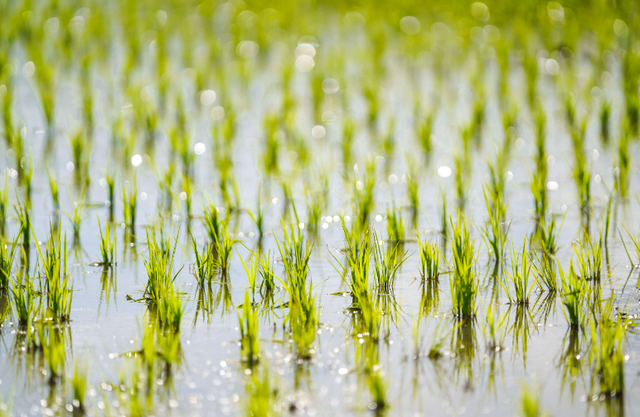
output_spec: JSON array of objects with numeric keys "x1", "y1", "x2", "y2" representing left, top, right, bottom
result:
[
  {"x1": 501, "y1": 240, "x2": 536, "y2": 305},
  {"x1": 615, "y1": 133, "x2": 630, "y2": 201},
  {"x1": 69, "y1": 130, "x2": 91, "y2": 192},
  {"x1": 248, "y1": 187, "x2": 266, "y2": 240},
  {"x1": 214, "y1": 223, "x2": 236, "y2": 277},
  {"x1": 600, "y1": 101, "x2": 610, "y2": 145},
  {"x1": 558, "y1": 262, "x2": 589, "y2": 328},
  {"x1": 535, "y1": 215, "x2": 563, "y2": 255},
  {"x1": 480, "y1": 186, "x2": 509, "y2": 260},
  {"x1": 354, "y1": 159, "x2": 376, "y2": 235},
  {"x1": 386, "y1": 206, "x2": 405, "y2": 242},
  {"x1": 258, "y1": 251, "x2": 277, "y2": 300},
  {"x1": 181, "y1": 172, "x2": 194, "y2": 220},
  {"x1": 14, "y1": 201, "x2": 30, "y2": 250},
  {"x1": 570, "y1": 124, "x2": 591, "y2": 220},
  {"x1": 416, "y1": 113, "x2": 433, "y2": 164},
  {"x1": 45, "y1": 168, "x2": 60, "y2": 213},
  {"x1": 34, "y1": 226, "x2": 73, "y2": 322},
  {"x1": 105, "y1": 170, "x2": 116, "y2": 221},
  {"x1": 449, "y1": 215, "x2": 478, "y2": 318},
  {"x1": 372, "y1": 232, "x2": 407, "y2": 293},
  {"x1": 0, "y1": 172, "x2": 8, "y2": 237},
  {"x1": 262, "y1": 114, "x2": 280, "y2": 179},
  {"x1": 530, "y1": 251, "x2": 558, "y2": 293},
  {"x1": 10, "y1": 268, "x2": 39, "y2": 326},
  {"x1": 417, "y1": 232, "x2": 441, "y2": 280},
  {"x1": 243, "y1": 364, "x2": 280, "y2": 417},
  {"x1": 381, "y1": 118, "x2": 396, "y2": 175},
  {"x1": 0, "y1": 241, "x2": 17, "y2": 290},
  {"x1": 454, "y1": 154, "x2": 469, "y2": 212},
  {"x1": 342, "y1": 117, "x2": 356, "y2": 178},
  {"x1": 71, "y1": 360, "x2": 89, "y2": 411},
  {"x1": 142, "y1": 230, "x2": 181, "y2": 304},
  {"x1": 572, "y1": 232, "x2": 602, "y2": 281},
  {"x1": 305, "y1": 175, "x2": 328, "y2": 237},
  {"x1": 191, "y1": 236, "x2": 215, "y2": 286},
  {"x1": 123, "y1": 177, "x2": 138, "y2": 231},
  {"x1": 518, "y1": 384, "x2": 548, "y2": 417},
  {"x1": 239, "y1": 252, "x2": 260, "y2": 302},
  {"x1": 406, "y1": 157, "x2": 420, "y2": 229},
  {"x1": 238, "y1": 290, "x2": 260, "y2": 366},
  {"x1": 531, "y1": 108, "x2": 547, "y2": 222},
  {"x1": 65, "y1": 198, "x2": 86, "y2": 242},
  {"x1": 203, "y1": 202, "x2": 222, "y2": 244},
  {"x1": 97, "y1": 217, "x2": 116, "y2": 267}
]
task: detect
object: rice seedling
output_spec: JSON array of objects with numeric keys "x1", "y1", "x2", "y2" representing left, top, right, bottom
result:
[
  {"x1": 155, "y1": 285, "x2": 184, "y2": 333},
  {"x1": 615, "y1": 133, "x2": 630, "y2": 201},
  {"x1": 10, "y1": 268, "x2": 39, "y2": 326},
  {"x1": 97, "y1": 217, "x2": 116, "y2": 267},
  {"x1": 385, "y1": 206, "x2": 405, "y2": 242},
  {"x1": 600, "y1": 101, "x2": 610, "y2": 146},
  {"x1": 342, "y1": 117, "x2": 356, "y2": 179},
  {"x1": 258, "y1": 251, "x2": 277, "y2": 300},
  {"x1": 0, "y1": 240, "x2": 16, "y2": 290},
  {"x1": 239, "y1": 251, "x2": 260, "y2": 302},
  {"x1": 501, "y1": 240, "x2": 536, "y2": 305},
  {"x1": 417, "y1": 232, "x2": 441, "y2": 280},
  {"x1": 371, "y1": 232, "x2": 407, "y2": 293},
  {"x1": 570, "y1": 124, "x2": 591, "y2": 219},
  {"x1": 123, "y1": 177, "x2": 137, "y2": 231},
  {"x1": 305, "y1": 175, "x2": 328, "y2": 237},
  {"x1": 558, "y1": 262, "x2": 589, "y2": 328},
  {"x1": 105, "y1": 170, "x2": 116, "y2": 221},
  {"x1": 248, "y1": 187, "x2": 266, "y2": 240},
  {"x1": 45, "y1": 168, "x2": 60, "y2": 212},
  {"x1": 535, "y1": 215, "x2": 564, "y2": 256},
  {"x1": 572, "y1": 232, "x2": 602, "y2": 281},
  {"x1": 480, "y1": 186, "x2": 509, "y2": 260},
  {"x1": 530, "y1": 251, "x2": 558, "y2": 293},
  {"x1": 14, "y1": 201, "x2": 30, "y2": 250},
  {"x1": 34, "y1": 225, "x2": 73, "y2": 322},
  {"x1": 406, "y1": 157, "x2": 420, "y2": 229},
  {"x1": 449, "y1": 215, "x2": 478, "y2": 318},
  {"x1": 366, "y1": 367, "x2": 389, "y2": 411},
  {"x1": 238, "y1": 291, "x2": 260, "y2": 366},
  {"x1": 214, "y1": 223, "x2": 236, "y2": 277},
  {"x1": 65, "y1": 198, "x2": 86, "y2": 241},
  {"x1": 354, "y1": 159, "x2": 376, "y2": 235},
  {"x1": 454, "y1": 154, "x2": 468, "y2": 212},
  {"x1": 531, "y1": 108, "x2": 547, "y2": 222},
  {"x1": 181, "y1": 172, "x2": 194, "y2": 220},
  {"x1": 416, "y1": 113, "x2": 433, "y2": 164},
  {"x1": 70, "y1": 129, "x2": 91, "y2": 192},
  {"x1": 142, "y1": 230, "x2": 181, "y2": 305},
  {"x1": 191, "y1": 236, "x2": 215, "y2": 286}
]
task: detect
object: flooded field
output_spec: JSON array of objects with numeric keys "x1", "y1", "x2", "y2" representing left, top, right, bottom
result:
[{"x1": 0, "y1": 1, "x2": 639, "y2": 416}]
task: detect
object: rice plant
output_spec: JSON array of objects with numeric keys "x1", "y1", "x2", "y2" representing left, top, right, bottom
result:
[
  {"x1": 417, "y1": 232, "x2": 441, "y2": 280},
  {"x1": 530, "y1": 251, "x2": 558, "y2": 293},
  {"x1": 123, "y1": 177, "x2": 138, "y2": 231},
  {"x1": 0, "y1": 172, "x2": 8, "y2": 237},
  {"x1": 501, "y1": 240, "x2": 536, "y2": 305},
  {"x1": 589, "y1": 304, "x2": 625, "y2": 398},
  {"x1": 558, "y1": 262, "x2": 589, "y2": 328},
  {"x1": 191, "y1": 236, "x2": 215, "y2": 286},
  {"x1": 10, "y1": 268, "x2": 39, "y2": 326},
  {"x1": 371, "y1": 232, "x2": 407, "y2": 293},
  {"x1": 615, "y1": 133, "x2": 630, "y2": 200},
  {"x1": 65, "y1": 199, "x2": 86, "y2": 241},
  {"x1": 142, "y1": 230, "x2": 181, "y2": 304},
  {"x1": 572, "y1": 232, "x2": 602, "y2": 281},
  {"x1": 238, "y1": 290, "x2": 260, "y2": 366},
  {"x1": 480, "y1": 186, "x2": 509, "y2": 260},
  {"x1": 449, "y1": 215, "x2": 478, "y2": 318},
  {"x1": 386, "y1": 206, "x2": 405, "y2": 242},
  {"x1": 97, "y1": 217, "x2": 116, "y2": 267},
  {"x1": 45, "y1": 168, "x2": 60, "y2": 212},
  {"x1": 406, "y1": 157, "x2": 420, "y2": 229},
  {"x1": 155, "y1": 285, "x2": 184, "y2": 333},
  {"x1": 33, "y1": 225, "x2": 72, "y2": 322}
]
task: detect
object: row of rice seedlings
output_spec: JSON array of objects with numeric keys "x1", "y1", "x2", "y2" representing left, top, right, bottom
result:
[
  {"x1": 371, "y1": 232, "x2": 407, "y2": 293},
  {"x1": 416, "y1": 232, "x2": 441, "y2": 280},
  {"x1": 97, "y1": 217, "x2": 116, "y2": 267},
  {"x1": 385, "y1": 206, "x2": 405, "y2": 242},
  {"x1": 33, "y1": 225, "x2": 72, "y2": 322},
  {"x1": 238, "y1": 290, "x2": 260, "y2": 366},
  {"x1": 449, "y1": 215, "x2": 478, "y2": 318},
  {"x1": 501, "y1": 240, "x2": 536, "y2": 305},
  {"x1": 480, "y1": 186, "x2": 509, "y2": 260},
  {"x1": 572, "y1": 232, "x2": 602, "y2": 281}
]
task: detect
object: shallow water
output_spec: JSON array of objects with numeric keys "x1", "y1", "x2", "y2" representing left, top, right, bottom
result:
[{"x1": 1, "y1": 3, "x2": 640, "y2": 417}]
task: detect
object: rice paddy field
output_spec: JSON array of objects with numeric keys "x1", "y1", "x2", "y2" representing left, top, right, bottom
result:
[{"x1": 1, "y1": 0, "x2": 640, "y2": 416}]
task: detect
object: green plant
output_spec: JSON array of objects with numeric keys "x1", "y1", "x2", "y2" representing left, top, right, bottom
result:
[
  {"x1": 372, "y1": 232, "x2": 407, "y2": 293},
  {"x1": 0, "y1": 172, "x2": 8, "y2": 237},
  {"x1": 501, "y1": 240, "x2": 536, "y2": 305},
  {"x1": 243, "y1": 364, "x2": 280, "y2": 417},
  {"x1": 386, "y1": 206, "x2": 405, "y2": 242},
  {"x1": 33, "y1": 225, "x2": 72, "y2": 322},
  {"x1": 142, "y1": 230, "x2": 181, "y2": 304},
  {"x1": 10, "y1": 268, "x2": 39, "y2": 325},
  {"x1": 480, "y1": 186, "x2": 509, "y2": 260},
  {"x1": 572, "y1": 232, "x2": 602, "y2": 281},
  {"x1": 558, "y1": 262, "x2": 589, "y2": 328},
  {"x1": 71, "y1": 360, "x2": 89, "y2": 411},
  {"x1": 449, "y1": 215, "x2": 477, "y2": 318},
  {"x1": 518, "y1": 384, "x2": 548, "y2": 417},
  {"x1": 0, "y1": 240, "x2": 17, "y2": 290},
  {"x1": 155, "y1": 285, "x2": 184, "y2": 333},
  {"x1": 123, "y1": 177, "x2": 138, "y2": 230},
  {"x1": 417, "y1": 232, "x2": 440, "y2": 280},
  {"x1": 65, "y1": 198, "x2": 86, "y2": 241},
  {"x1": 98, "y1": 217, "x2": 116, "y2": 267},
  {"x1": 530, "y1": 251, "x2": 558, "y2": 292}
]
